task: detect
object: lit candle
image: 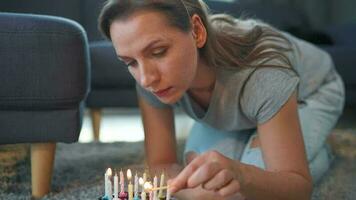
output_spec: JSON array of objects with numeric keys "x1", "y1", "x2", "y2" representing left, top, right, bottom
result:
[
  {"x1": 113, "y1": 173, "x2": 119, "y2": 200},
  {"x1": 127, "y1": 169, "x2": 133, "y2": 200},
  {"x1": 144, "y1": 182, "x2": 153, "y2": 200},
  {"x1": 143, "y1": 172, "x2": 147, "y2": 183},
  {"x1": 105, "y1": 168, "x2": 112, "y2": 198},
  {"x1": 142, "y1": 172, "x2": 147, "y2": 199},
  {"x1": 158, "y1": 172, "x2": 165, "y2": 198},
  {"x1": 153, "y1": 176, "x2": 158, "y2": 200},
  {"x1": 134, "y1": 173, "x2": 139, "y2": 200},
  {"x1": 119, "y1": 169, "x2": 125, "y2": 196},
  {"x1": 139, "y1": 177, "x2": 146, "y2": 200}
]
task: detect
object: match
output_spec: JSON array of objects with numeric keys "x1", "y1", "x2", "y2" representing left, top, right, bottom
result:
[{"x1": 146, "y1": 186, "x2": 168, "y2": 192}]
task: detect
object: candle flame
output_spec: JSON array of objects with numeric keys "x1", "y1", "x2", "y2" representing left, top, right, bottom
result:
[
  {"x1": 106, "y1": 168, "x2": 112, "y2": 176},
  {"x1": 144, "y1": 181, "x2": 153, "y2": 190},
  {"x1": 127, "y1": 169, "x2": 132, "y2": 180},
  {"x1": 139, "y1": 177, "x2": 144, "y2": 185}
]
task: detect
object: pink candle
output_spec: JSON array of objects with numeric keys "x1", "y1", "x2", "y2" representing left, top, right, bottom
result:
[{"x1": 149, "y1": 190, "x2": 153, "y2": 200}]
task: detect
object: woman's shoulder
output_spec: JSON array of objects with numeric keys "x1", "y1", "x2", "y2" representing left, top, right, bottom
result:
[
  {"x1": 219, "y1": 66, "x2": 298, "y2": 85},
  {"x1": 238, "y1": 67, "x2": 300, "y2": 123}
]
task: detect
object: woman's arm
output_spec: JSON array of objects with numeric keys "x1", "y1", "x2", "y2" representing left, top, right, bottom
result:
[
  {"x1": 138, "y1": 95, "x2": 177, "y2": 169},
  {"x1": 169, "y1": 92, "x2": 313, "y2": 200},
  {"x1": 239, "y1": 91, "x2": 312, "y2": 200}
]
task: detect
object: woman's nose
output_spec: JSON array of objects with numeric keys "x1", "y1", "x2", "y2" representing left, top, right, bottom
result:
[{"x1": 139, "y1": 62, "x2": 159, "y2": 88}]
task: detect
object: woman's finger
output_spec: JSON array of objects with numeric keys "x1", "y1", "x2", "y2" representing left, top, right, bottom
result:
[
  {"x1": 169, "y1": 151, "x2": 226, "y2": 193},
  {"x1": 187, "y1": 161, "x2": 221, "y2": 188},
  {"x1": 203, "y1": 169, "x2": 234, "y2": 191},
  {"x1": 169, "y1": 154, "x2": 206, "y2": 193},
  {"x1": 218, "y1": 179, "x2": 241, "y2": 197},
  {"x1": 185, "y1": 151, "x2": 199, "y2": 164}
]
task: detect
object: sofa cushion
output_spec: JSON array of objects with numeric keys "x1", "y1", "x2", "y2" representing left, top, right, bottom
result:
[
  {"x1": 0, "y1": 0, "x2": 82, "y2": 24},
  {"x1": 206, "y1": 1, "x2": 308, "y2": 31},
  {"x1": 81, "y1": 0, "x2": 107, "y2": 42},
  {"x1": 324, "y1": 23, "x2": 356, "y2": 46}
]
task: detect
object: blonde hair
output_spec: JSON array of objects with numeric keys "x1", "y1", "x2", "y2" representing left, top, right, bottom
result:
[{"x1": 99, "y1": 0, "x2": 292, "y2": 69}]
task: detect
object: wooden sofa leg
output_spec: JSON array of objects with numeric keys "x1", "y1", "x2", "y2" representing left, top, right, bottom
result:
[
  {"x1": 31, "y1": 143, "x2": 56, "y2": 199},
  {"x1": 90, "y1": 108, "x2": 102, "y2": 141}
]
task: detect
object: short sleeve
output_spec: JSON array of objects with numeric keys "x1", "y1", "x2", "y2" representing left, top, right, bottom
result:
[
  {"x1": 136, "y1": 84, "x2": 171, "y2": 108},
  {"x1": 240, "y1": 67, "x2": 300, "y2": 124}
]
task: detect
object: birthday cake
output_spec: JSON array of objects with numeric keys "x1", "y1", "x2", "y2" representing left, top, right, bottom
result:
[{"x1": 100, "y1": 168, "x2": 174, "y2": 200}]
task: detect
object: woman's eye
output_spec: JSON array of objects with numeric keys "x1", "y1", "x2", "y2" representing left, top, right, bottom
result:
[
  {"x1": 126, "y1": 60, "x2": 137, "y2": 67},
  {"x1": 152, "y1": 48, "x2": 166, "y2": 57}
]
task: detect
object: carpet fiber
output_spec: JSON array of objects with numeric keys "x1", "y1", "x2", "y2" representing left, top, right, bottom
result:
[{"x1": 0, "y1": 130, "x2": 355, "y2": 200}]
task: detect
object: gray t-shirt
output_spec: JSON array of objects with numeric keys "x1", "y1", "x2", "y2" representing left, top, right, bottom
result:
[{"x1": 136, "y1": 32, "x2": 336, "y2": 131}]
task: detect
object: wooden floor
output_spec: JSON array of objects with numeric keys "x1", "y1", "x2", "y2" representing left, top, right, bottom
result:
[{"x1": 79, "y1": 108, "x2": 194, "y2": 143}]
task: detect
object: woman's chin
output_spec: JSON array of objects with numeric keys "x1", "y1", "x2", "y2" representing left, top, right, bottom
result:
[
  {"x1": 158, "y1": 96, "x2": 179, "y2": 105},
  {"x1": 157, "y1": 91, "x2": 183, "y2": 105}
]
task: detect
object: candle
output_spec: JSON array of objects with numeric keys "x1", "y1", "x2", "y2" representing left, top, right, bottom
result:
[
  {"x1": 143, "y1": 172, "x2": 147, "y2": 183},
  {"x1": 139, "y1": 178, "x2": 146, "y2": 200},
  {"x1": 153, "y1": 176, "x2": 158, "y2": 200},
  {"x1": 134, "y1": 173, "x2": 139, "y2": 198},
  {"x1": 119, "y1": 169, "x2": 125, "y2": 196},
  {"x1": 105, "y1": 168, "x2": 112, "y2": 198},
  {"x1": 113, "y1": 173, "x2": 119, "y2": 200},
  {"x1": 166, "y1": 187, "x2": 171, "y2": 200},
  {"x1": 158, "y1": 173, "x2": 165, "y2": 198},
  {"x1": 144, "y1": 182, "x2": 153, "y2": 200},
  {"x1": 141, "y1": 172, "x2": 147, "y2": 200},
  {"x1": 108, "y1": 180, "x2": 113, "y2": 200},
  {"x1": 150, "y1": 190, "x2": 153, "y2": 200},
  {"x1": 127, "y1": 169, "x2": 133, "y2": 200}
]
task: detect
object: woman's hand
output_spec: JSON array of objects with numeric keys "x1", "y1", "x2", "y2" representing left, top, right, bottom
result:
[
  {"x1": 172, "y1": 185, "x2": 246, "y2": 200},
  {"x1": 168, "y1": 151, "x2": 245, "y2": 199}
]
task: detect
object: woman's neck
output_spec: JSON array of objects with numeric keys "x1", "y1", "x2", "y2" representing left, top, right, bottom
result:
[{"x1": 188, "y1": 60, "x2": 216, "y2": 109}]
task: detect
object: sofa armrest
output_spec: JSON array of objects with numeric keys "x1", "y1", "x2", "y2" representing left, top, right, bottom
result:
[
  {"x1": 0, "y1": 12, "x2": 90, "y2": 144},
  {"x1": 0, "y1": 12, "x2": 90, "y2": 109}
]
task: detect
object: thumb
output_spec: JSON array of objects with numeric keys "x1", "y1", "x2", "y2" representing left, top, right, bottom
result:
[{"x1": 185, "y1": 151, "x2": 199, "y2": 165}]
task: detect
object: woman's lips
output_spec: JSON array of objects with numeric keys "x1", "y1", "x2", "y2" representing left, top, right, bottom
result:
[{"x1": 153, "y1": 87, "x2": 172, "y2": 98}]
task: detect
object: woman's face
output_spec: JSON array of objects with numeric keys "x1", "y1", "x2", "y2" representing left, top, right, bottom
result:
[{"x1": 110, "y1": 11, "x2": 200, "y2": 104}]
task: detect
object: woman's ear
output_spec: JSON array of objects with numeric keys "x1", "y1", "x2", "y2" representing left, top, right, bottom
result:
[{"x1": 191, "y1": 14, "x2": 207, "y2": 48}]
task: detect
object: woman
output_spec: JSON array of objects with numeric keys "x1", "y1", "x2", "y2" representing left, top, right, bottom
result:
[{"x1": 98, "y1": 0, "x2": 345, "y2": 199}]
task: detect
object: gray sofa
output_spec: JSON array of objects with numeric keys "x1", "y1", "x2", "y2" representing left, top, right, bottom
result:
[
  {"x1": 0, "y1": 12, "x2": 89, "y2": 198},
  {"x1": 1, "y1": 0, "x2": 355, "y2": 140}
]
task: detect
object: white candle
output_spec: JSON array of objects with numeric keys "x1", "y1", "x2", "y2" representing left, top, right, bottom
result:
[
  {"x1": 119, "y1": 169, "x2": 125, "y2": 195},
  {"x1": 113, "y1": 173, "x2": 119, "y2": 199},
  {"x1": 158, "y1": 173, "x2": 165, "y2": 198},
  {"x1": 153, "y1": 176, "x2": 158, "y2": 200},
  {"x1": 166, "y1": 186, "x2": 171, "y2": 200},
  {"x1": 127, "y1": 169, "x2": 133, "y2": 200},
  {"x1": 139, "y1": 177, "x2": 146, "y2": 200},
  {"x1": 134, "y1": 173, "x2": 139, "y2": 198},
  {"x1": 105, "y1": 168, "x2": 112, "y2": 197},
  {"x1": 108, "y1": 179, "x2": 113, "y2": 200}
]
